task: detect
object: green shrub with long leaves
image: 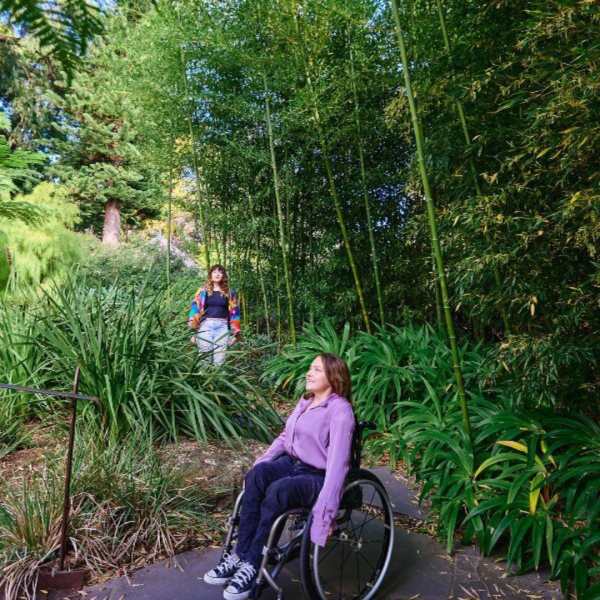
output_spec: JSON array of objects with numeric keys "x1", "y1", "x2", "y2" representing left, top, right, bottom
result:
[
  {"x1": 267, "y1": 321, "x2": 600, "y2": 598},
  {"x1": 0, "y1": 428, "x2": 213, "y2": 599},
  {"x1": 265, "y1": 319, "x2": 486, "y2": 466},
  {"x1": 0, "y1": 273, "x2": 281, "y2": 444},
  {"x1": 395, "y1": 388, "x2": 600, "y2": 598}
]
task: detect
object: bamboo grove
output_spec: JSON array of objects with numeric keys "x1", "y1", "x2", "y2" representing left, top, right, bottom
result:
[
  {"x1": 3, "y1": 0, "x2": 600, "y2": 414},
  {"x1": 75, "y1": 0, "x2": 597, "y2": 417},
  {"x1": 2, "y1": 0, "x2": 600, "y2": 595}
]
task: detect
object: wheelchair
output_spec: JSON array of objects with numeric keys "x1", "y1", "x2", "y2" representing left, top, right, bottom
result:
[{"x1": 221, "y1": 421, "x2": 395, "y2": 600}]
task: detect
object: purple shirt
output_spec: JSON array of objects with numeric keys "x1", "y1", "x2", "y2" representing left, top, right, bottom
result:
[{"x1": 254, "y1": 393, "x2": 355, "y2": 547}]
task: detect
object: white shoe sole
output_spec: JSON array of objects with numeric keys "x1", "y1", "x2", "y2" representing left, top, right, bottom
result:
[
  {"x1": 223, "y1": 587, "x2": 252, "y2": 600},
  {"x1": 204, "y1": 573, "x2": 232, "y2": 585}
]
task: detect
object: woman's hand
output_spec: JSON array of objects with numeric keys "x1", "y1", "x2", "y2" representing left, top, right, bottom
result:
[
  {"x1": 327, "y1": 523, "x2": 337, "y2": 541},
  {"x1": 190, "y1": 335, "x2": 197, "y2": 344},
  {"x1": 229, "y1": 332, "x2": 241, "y2": 346}
]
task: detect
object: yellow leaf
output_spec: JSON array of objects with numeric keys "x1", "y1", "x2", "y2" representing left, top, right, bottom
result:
[
  {"x1": 496, "y1": 440, "x2": 527, "y2": 453},
  {"x1": 536, "y1": 147, "x2": 551, "y2": 158},
  {"x1": 531, "y1": 302, "x2": 535, "y2": 316},
  {"x1": 530, "y1": 473, "x2": 545, "y2": 515},
  {"x1": 540, "y1": 440, "x2": 556, "y2": 468}
]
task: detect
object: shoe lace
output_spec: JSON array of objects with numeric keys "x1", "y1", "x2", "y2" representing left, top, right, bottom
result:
[
  {"x1": 218, "y1": 552, "x2": 238, "y2": 571},
  {"x1": 231, "y1": 562, "x2": 256, "y2": 587}
]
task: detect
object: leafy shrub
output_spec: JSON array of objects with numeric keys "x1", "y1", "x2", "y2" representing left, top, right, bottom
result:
[
  {"x1": 267, "y1": 321, "x2": 600, "y2": 598},
  {"x1": 397, "y1": 388, "x2": 600, "y2": 598},
  {"x1": 266, "y1": 319, "x2": 487, "y2": 466},
  {"x1": 0, "y1": 274, "x2": 280, "y2": 444},
  {"x1": 81, "y1": 233, "x2": 201, "y2": 291},
  {"x1": 0, "y1": 467, "x2": 63, "y2": 600},
  {"x1": 1, "y1": 183, "x2": 83, "y2": 288},
  {"x1": 0, "y1": 430, "x2": 214, "y2": 598}
]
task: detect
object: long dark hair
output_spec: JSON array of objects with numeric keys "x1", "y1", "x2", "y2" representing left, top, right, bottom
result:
[
  {"x1": 312, "y1": 353, "x2": 352, "y2": 402},
  {"x1": 203, "y1": 264, "x2": 230, "y2": 298}
]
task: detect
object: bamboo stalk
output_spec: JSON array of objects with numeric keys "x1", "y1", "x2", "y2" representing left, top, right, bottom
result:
[
  {"x1": 235, "y1": 247, "x2": 247, "y2": 328},
  {"x1": 180, "y1": 46, "x2": 211, "y2": 271},
  {"x1": 292, "y1": 9, "x2": 371, "y2": 333},
  {"x1": 435, "y1": 0, "x2": 512, "y2": 336},
  {"x1": 348, "y1": 37, "x2": 385, "y2": 327},
  {"x1": 264, "y1": 75, "x2": 296, "y2": 345},
  {"x1": 166, "y1": 159, "x2": 173, "y2": 297},
  {"x1": 391, "y1": 0, "x2": 471, "y2": 436},
  {"x1": 273, "y1": 220, "x2": 282, "y2": 344},
  {"x1": 246, "y1": 189, "x2": 271, "y2": 337}
]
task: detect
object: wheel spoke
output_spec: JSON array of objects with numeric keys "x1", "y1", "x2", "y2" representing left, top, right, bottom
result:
[
  {"x1": 358, "y1": 549, "x2": 377, "y2": 573},
  {"x1": 318, "y1": 538, "x2": 341, "y2": 565},
  {"x1": 358, "y1": 486, "x2": 378, "y2": 529},
  {"x1": 356, "y1": 551, "x2": 361, "y2": 597},
  {"x1": 354, "y1": 511, "x2": 380, "y2": 532}
]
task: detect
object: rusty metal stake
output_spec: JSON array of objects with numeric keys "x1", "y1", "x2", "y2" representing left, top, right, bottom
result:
[
  {"x1": 59, "y1": 367, "x2": 79, "y2": 571},
  {"x1": 0, "y1": 369, "x2": 101, "y2": 575}
]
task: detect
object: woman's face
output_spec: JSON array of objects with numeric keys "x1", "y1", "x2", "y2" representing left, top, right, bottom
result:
[
  {"x1": 306, "y1": 356, "x2": 332, "y2": 396},
  {"x1": 211, "y1": 269, "x2": 224, "y2": 283}
]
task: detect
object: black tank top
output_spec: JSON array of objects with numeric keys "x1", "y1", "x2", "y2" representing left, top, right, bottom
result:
[{"x1": 205, "y1": 291, "x2": 229, "y2": 320}]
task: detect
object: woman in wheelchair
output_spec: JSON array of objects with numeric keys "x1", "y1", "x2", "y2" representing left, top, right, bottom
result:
[{"x1": 204, "y1": 353, "x2": 355, "y2": 600}]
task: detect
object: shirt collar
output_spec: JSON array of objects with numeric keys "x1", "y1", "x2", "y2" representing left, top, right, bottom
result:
[{"x1": 300, "y1": 392, "x2": 341, "y2": 409}]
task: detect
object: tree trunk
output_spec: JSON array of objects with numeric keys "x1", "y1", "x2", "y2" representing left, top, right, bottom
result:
[
  {"x1": 264, "y1": 74, "x2": 296, "y2": 345},
  {"x1": 103, "y1": 200, "x2": 121, "y2": 245},
  {"x1": 349, "y1": 37, "x2": 385, "y2": 327},
  {"x1": 391, "y1": 0, "x2": 471, "y2": 437}
]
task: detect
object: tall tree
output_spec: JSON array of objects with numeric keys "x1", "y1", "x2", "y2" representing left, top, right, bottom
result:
[{"x1": 47, "y1": 44, "x2": 160, "y2": 244}]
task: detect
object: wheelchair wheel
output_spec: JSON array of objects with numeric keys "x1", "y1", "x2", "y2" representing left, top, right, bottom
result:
[{"x1": 300, "y1": 469, "x2": 394, "y2": 600}]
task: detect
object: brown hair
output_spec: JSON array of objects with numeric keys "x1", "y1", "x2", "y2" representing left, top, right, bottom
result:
[
  {"x1": 309, "y1": 353, "x2": 352, "y2": 402},
  {"x1": 204, "y1": 264, "x2": 230, "y2": 298}
]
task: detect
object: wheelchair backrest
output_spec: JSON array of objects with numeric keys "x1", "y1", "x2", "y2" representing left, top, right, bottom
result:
[{"x1": 350, "y1": 420, "x2": 376, "y2": 470}]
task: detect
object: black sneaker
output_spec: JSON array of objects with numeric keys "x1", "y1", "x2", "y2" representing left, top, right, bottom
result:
[
  {"x1": 223, "y1": 561, "x2": 257, "y2": 600},
  {"x1": 203, "y1": 552, "x2": 240, "y2": 585}
]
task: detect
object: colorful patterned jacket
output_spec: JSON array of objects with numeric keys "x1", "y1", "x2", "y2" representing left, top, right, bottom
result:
[{"x1": 188, "y1": 287, "x2": 242, "y2": 334}]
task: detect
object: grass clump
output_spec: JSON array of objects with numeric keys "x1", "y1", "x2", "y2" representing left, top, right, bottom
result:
[{"x1": 0, "y1": 429, "x2": 214, "y2": 598}]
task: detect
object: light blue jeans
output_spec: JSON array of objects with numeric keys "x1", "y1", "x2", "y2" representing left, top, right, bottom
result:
[{"x1": 197, "y1": 318, "x2": 230, "y2": 365}]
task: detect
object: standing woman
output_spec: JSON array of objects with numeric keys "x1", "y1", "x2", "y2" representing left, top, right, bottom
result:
[
  {"x1": 203, "y1": 353, "x2": 355, "y2": 600},
  {"x1": 189, "y1": 264, "x2": 241, "y2": 365}
]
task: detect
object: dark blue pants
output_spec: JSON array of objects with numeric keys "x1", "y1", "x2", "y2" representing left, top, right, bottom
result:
[{"x1": 236, "y1": 454, "x2": 325, "y2": 569}]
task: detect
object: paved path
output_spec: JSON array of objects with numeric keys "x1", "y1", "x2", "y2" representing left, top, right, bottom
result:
[{"x1": 47, "y1": 468, "x2": 561, "y2": 600}]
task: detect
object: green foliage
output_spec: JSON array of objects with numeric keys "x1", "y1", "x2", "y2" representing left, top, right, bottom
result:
[
  {"x1": 0, "y1": 228, "x2": 9, "y2": 291},
  {"x1": 47, "y1": 42, "x2": 162, "y2": 240},
  {"x1": 268, "y1": 321, "x2": 600, "y2": 597},
  {"x1": 0, "y1": 271, "x2": 281, "y2": 443},
  {"x1": 0, "y1": 0, "x2": 103, "y2": 79},
  {"x1": 0, "y1": 182, "x2": 83, "y2": 287},
  {"x1": 0, "y1": 466, "x2": 63, "y2": 599},
  {"x1": 0, "y1": 429, "x2": 211, "y2": 598},
  {"x1": 83, "y1": 233, "x2": 200, "y2": 290},
  {"x1": 0, "y1": 113, "x2": 45, "y2": 225}
]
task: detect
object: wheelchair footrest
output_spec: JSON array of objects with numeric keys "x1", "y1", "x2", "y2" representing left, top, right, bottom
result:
[
  {"x1": 262, "y1": 545, "x2": 285, "y2": 563},
  {"x1": 249, "y1": 579, "x2": 265, "y2": 600}
]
